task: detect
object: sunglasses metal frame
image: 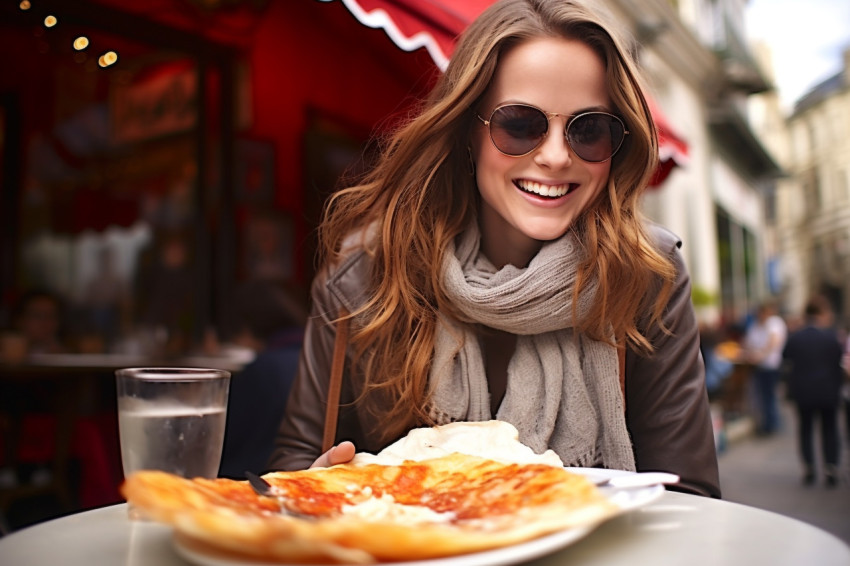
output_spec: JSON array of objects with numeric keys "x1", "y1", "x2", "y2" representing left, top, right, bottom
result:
[{"x1": 476, "y1": 103, "x2": 629, "y2": 162}]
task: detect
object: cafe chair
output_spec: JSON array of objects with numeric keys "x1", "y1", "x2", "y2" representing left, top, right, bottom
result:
[{"x1": 0, "y1": 406, "x2": 75, "y2": 529}]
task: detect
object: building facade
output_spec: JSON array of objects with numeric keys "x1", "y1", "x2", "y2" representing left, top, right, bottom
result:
[
  {"x1": 761, "y1": 49, "x2": 850, "y2": 324},
  {"x1": 606, "y1": 0, "x2": 780, "y2": 326}
]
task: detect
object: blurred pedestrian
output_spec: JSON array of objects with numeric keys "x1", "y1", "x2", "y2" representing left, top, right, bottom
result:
[
  {"x1": 10, "y1": 289, "x2": 70, "y2": 356},
  {"x1": 699, "y1": 321, "x2": 734, "y2": 400},
  {"x1": 135, "y1": 229, "x2": 196, "y2": 356},
  {"x1": 742, "y1": 301, "x2": 787, "y2": 435},
  {"x1": 79, "y1": 246, "x2": 131, "y2": 352},
  {"x1": 782, "y1": 298, "x2": 843, "y2": 487},
  {"x1": 842, "y1": 331, "x2": 850, "y2": 449},
  {"x1": 218, "y1": 280, "x2": 305, "y2": 479}
]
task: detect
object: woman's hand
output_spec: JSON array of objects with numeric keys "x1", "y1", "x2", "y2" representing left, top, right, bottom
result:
[{"x1": 310, "y1": 441, "x2": 356, "y2": 468}]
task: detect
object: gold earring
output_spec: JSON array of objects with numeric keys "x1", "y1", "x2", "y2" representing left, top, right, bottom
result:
[{"x1": 467, "y1": 146, "x2": 476, "y2": 176}]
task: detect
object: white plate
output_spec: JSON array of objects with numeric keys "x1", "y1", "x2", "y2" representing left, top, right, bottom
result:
[{"x1": 173, "y1": 468, "x2": 665, "y2": 566}]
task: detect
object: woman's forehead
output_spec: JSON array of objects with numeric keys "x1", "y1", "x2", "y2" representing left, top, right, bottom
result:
[{"x1": 483, "y1": 37, "x2": 611, "y2": 114}]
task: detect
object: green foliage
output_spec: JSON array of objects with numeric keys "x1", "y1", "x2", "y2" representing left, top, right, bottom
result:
[{"x1": 691, "y1": 285, "x2": 718, "y2": 307}]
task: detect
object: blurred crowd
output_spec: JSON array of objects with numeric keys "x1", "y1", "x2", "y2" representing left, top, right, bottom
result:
[
  {"x1": 702, "y1": 297, "x2": 850, "y2": 488},
  {"x1": 0, "y1": 211, "x2": 306, "y2": 367}
]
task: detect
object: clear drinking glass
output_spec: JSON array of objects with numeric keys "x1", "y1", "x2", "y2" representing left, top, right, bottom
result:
[{"x1": 116, "y1": 367, "x2": 230, "y2": 518}]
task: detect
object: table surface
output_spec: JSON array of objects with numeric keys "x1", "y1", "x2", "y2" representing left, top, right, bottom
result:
[
  {"x1": 0, "y1": 352, "x2": 249, "y2": 377},
  {"x1": 1, "y1": 494, "x2": 848, "y2": 566}
]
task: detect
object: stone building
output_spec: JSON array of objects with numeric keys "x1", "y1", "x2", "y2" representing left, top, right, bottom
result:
[
  {"x1": 606, "y1": 0, "x2": 781, "y2": 325},
  {"x1": 759, "y1": 48, "x2": 850, "y2": 323}
]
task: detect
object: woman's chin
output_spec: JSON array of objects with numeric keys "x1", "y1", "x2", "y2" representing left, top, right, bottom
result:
[{"x1": 518, "y1": 224, "x2": 572, "y2": 244}]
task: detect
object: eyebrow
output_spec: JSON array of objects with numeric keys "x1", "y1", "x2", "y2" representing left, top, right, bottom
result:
[{"x1": 492, "y1": 101, "x2": 616, "y2": 115}]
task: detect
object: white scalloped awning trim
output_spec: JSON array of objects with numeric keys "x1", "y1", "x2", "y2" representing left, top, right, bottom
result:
[{"x1": 336, "y1": 0, "x2": 451, "y2": 70}]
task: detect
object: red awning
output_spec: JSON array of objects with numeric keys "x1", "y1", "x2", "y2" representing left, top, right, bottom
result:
[
  {"x1": 646, "y1": 96, "x2": 690, "y2": 187},
  {"x1": 335, "y1": 0, "x2": 496, "y2": 70},
  {"x1": 336, "y1": 0, "x2": 688, "y2": 184}
]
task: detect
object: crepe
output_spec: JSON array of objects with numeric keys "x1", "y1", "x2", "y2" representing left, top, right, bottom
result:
[{"x1": 121, "y1": 421, "x2": 618, "y2": 564}]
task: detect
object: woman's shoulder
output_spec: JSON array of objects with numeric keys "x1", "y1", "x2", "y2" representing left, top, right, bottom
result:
[
  {"x1": 313, "y1": 225, "x2": 378, "y2": 313},
  {"x1": 645, "y1": 222, "x2": 682, "y2": 255}
]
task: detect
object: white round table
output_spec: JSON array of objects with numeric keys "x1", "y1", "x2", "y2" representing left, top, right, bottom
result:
[{"x1": 0, "y1": 494, "x2": 848, "y2": 565}]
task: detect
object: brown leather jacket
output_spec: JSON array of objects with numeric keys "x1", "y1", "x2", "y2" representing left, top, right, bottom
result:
[{"x1": 268, "y1": 225, "x2": 721, "y2": 498}]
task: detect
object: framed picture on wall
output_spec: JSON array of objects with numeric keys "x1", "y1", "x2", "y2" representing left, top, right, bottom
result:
[
  {"x1": 241, "y1": 207, "x2": 294, "y2": 283},
  {"x1": 236, "y1": 137, "x2": 275, "y2": 204}
]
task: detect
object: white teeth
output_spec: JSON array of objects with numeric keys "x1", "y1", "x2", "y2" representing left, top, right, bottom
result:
[{"x1": 517, "y1": 180, "x2": 570, "y2": 197}]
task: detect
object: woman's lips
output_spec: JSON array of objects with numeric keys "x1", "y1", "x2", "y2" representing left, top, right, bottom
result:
[{"x1": 514, "y1": 179, "x2": 577, "y2": 198}]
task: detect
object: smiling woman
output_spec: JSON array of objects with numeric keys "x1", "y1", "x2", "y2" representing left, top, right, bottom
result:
[{"x1": 269, "y1": 0, "x2": 720, "y2": 500}]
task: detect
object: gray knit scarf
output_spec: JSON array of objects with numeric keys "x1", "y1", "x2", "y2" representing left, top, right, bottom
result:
[{"x1": 428, "y1": 226, "x2": 636, "y2": 471}]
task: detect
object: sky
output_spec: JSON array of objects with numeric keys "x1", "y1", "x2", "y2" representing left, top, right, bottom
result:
[{"x1": 745, "y1": 0, "x2": 850, "y2": 111}]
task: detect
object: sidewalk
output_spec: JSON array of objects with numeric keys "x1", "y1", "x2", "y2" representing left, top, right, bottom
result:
[{"x1": 717, "y1": 399, "x2": 850, "y2": 545}]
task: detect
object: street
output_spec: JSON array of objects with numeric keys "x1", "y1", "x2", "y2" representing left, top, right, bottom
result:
[{"x1": 717, "y1": 399, "x2": 850, "y2": 545}]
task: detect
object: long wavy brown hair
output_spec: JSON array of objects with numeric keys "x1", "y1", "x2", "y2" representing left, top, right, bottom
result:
[{"x1": 320, "y1": 0, "x2": 676, "y2": 442}]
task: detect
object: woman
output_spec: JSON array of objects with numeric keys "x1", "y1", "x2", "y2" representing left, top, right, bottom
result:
[{"x1": 269, "y1": 0, "x2": 720, "y2": 498}]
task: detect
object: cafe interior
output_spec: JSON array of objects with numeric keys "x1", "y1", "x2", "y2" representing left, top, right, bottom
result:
[
  {"x1": 0, "y1": 0, "x2": 448, "y2": 530},
  {"x1": 0, "y1": 0, "x2": 687, "y2": 531}
]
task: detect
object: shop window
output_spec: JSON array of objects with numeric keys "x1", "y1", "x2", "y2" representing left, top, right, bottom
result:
[{"x1": 0, "y1": 11, "x2": 227, "y2": 358}]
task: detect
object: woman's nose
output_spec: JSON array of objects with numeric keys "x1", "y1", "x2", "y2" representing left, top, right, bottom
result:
[{"x1": 533, "y1": 122, "x2": 573, "y2": 169}]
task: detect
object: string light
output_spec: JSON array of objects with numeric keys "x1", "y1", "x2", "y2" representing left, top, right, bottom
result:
[
  {"x1": 98, "y1": 51, "x2": 118, "y2": 68},
  {"x1": 17, "y1": 6, "x2": 120, "y2": 69}
]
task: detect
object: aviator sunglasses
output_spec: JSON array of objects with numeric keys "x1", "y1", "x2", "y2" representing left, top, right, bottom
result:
[{"x1": 476, "y1": 103, "x2": 629, "y2": 162}]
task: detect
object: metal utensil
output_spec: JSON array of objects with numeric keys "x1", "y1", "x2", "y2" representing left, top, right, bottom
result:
[
  {"x1": 245, "y1": 471, "x2": 313, "y2": 519},
  {"x1": 245, "y1": 471, "x2": 276, "y2": 497},
  {"x1": 591, "y1": 471, "x2": 680, "y2": 489}
]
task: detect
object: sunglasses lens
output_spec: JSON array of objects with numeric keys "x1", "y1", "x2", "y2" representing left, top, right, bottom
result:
[
  {"x1": 488, "y1": 105, "x2": 549, "y2": 156},
  {"x1": 567, "y1": 113, "x2": 625, "y2": 162}
]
